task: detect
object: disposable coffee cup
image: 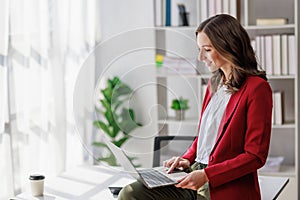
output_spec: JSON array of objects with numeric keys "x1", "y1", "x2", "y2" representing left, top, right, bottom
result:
[{"x1": 29, "y1": 174, "x2": 45, "y2": 196}]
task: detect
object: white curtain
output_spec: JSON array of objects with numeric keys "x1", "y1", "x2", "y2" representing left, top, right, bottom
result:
[
  {"x1": 0, "y1": 134, "x2": 14, "y2": 200},
  {"x1": 0, "y1": 0, "x2": 13, "y2": 199},
  {"x1": 0, "y1": 0, "x2": 101, "y2": 198},
  {"x1": 0, "y1": 0, "x2": 9, "y2": 133}
]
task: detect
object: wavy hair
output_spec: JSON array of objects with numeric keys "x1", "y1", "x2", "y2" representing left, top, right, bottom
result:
[{"x1": 196, "y1": 14, "x2": 267, "y2": 94}]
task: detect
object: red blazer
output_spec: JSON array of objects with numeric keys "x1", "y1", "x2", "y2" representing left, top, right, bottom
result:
[{"x1": 182, "y1": 76, "x2": 272, "y2": 200}]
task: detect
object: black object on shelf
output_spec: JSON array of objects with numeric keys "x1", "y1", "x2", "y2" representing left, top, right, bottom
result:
[{"x1": 177, "y1": 4, "x2": 189, "y2": 26}]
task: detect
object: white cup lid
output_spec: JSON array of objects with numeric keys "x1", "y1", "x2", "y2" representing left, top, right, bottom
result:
[{"x1": 29, "y1": 174, "x2": 45, "y2": 180}]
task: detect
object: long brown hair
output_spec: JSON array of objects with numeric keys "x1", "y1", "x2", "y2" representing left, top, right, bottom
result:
[{"x1": 196, "y1": 14, "x2": 267, "y2": 94}]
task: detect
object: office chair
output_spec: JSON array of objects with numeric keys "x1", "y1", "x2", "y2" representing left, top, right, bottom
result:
[{"x1": 153, "y1": 135, "x2": 196, "y2": 167}]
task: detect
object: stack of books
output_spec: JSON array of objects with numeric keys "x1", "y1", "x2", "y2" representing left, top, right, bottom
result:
[
  {"x1": 160, "y1": 56, "x2": 197, "y2": 75},
  {"x1": 156, "y1": 0, "x2": 238, "y2": 27},
  {"x1": 252, "y1": 34, "x2": 296, "y2": 76},
  {"x1": 256, "y1": 18, "x2": 288, "y2": 26},
  {"x1": 260, "y1": 156, "x2": 284, "y2": 172}
]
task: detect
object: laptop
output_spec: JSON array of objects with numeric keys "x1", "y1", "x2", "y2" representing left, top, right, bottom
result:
[{"x1": 105, "y1": 140, "x2": 188, "y2": 189}]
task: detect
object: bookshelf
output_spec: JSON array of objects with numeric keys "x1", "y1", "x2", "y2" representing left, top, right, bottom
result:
[{"x1": 154, "y1": 0, "x2": 298, "y2": 199}]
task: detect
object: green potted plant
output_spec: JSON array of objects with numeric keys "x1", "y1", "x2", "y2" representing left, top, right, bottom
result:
[
  {"x1": 93, "y1": 76, "x2": 142, "y2": 166},
  {"x1": 171, "y1": 96, "x2": 189, "y2": 120}
]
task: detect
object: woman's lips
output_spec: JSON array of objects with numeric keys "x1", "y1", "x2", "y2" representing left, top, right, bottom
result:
[{"x1": 205, "y1": 61, "x2": 212, "y2": 67}]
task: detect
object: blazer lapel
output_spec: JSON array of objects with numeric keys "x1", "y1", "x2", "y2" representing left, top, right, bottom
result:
[{"x1": 211, "y1": 83, "x2": 247, "y2": 154}]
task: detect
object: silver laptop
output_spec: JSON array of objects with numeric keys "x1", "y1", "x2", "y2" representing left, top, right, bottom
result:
[{"x1": 106, "y1": 140, "x2": 187, "y2": 189}]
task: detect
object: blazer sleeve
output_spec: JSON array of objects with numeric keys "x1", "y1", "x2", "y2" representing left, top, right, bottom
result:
[{"x1": 181, "y1": 137, "x2": 198, "y2": 164}]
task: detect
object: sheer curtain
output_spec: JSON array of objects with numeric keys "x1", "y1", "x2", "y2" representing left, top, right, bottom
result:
[
  {"x1": 0, "y1": 0, "x2": 100, "y2": 198},
  {"x1": 0, "y1": 0, "x2": 13, "y2": 199}
]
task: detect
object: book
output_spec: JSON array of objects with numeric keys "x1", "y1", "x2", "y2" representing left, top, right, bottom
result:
[
  {"x1": 229, "y1": 0, "x2": 237, "y2": 18},
  {"x1": 273, "y1": 91, "x2": 284, "y2": 125},
  {"x1": 288, "y1": 35, "x2": 296, "y2": 75},
  {"x1": 200, "y1": 0, "x2": 208, "y2": 22},
  {"x1": 208, "y1": 0, "x2": 216, "y2": 18},
  {"x1": 155, "y1": 0, "x2": 162, "y2": 26},
  {"x1": 256, "y1": 18, "x2": 288, "y2": 26},
  {"x1": 264, "y1": 35, "x2": 273, "y2": 75},
  {"x1": 161, "y1": 0, "x2": 166, "y2": 27},
  {"x1": 280, "y1": 34, "x2": 288, "y2": 75},
  {"x1": 165, "y1": 0, "x2": 171, "y2": 26},
  {"x1": 254, "y1": 36, "x2": 261, "y2": 67},
  {"x1": 170, "y1": 0, "x2": 181, "y2": 26},
  {"x1": 222, "y1": 0, "x2": 230, "y2": 14},
  {"x1": 272, "y1": 35, "x2": 281, "y2": 75},
  {"x1": 260, "y1": 36, "x2": 266, "y2": 71},
  {"x1": 251, "y1": 39, "x2": 256, "y2": 52},
  {"x1": 215, "y1": 0, "x2": 223, "y2": 14}
]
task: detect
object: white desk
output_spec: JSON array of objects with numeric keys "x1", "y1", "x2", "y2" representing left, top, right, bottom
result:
[{"x1": 14, "y1": 165, "x2": 289, "y2": 200}]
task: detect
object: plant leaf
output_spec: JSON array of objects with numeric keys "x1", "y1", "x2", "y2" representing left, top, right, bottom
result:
[
  {"x1": 171, "y1": 97, "x2": 189, "y2": 110},
  {"x1": 113, "y1": 136, "x2": 129, "y2": 147},
  {"x1": 119, "y1": 108, "x2": 140, "y2": 134},
  {"x1": 104, "y1": 110, "x2": 114, "y2": 125},
  {"x1": 128, "y1": 108, "x2": 135, "y2": 121},
  {"x1": 114, "y1": 83, "x2": 132, "y2": 96},
  {"x1": 102, "y1": 88, "x2": 112, "y2": 103},
  {"x1": 111, "y1": 77, "x2": 120, "y2": 88},
  {"x1": 92, "y1": 142, "x2": 107, "y2": 148},
  {"x1": 98, "y1": 153, "x2": 118, "y2": 166},
  {"x1": 93, "y1": 121, "x2": 113, "y2": 138},
  {"x1": 100, "y1": 99, "x2": 111, "y2": 111}
]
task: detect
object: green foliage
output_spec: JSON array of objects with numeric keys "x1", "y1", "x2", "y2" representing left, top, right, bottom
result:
[
  {"x1": 93, "y1": 76, "x2": 142, "y2": 166},
  {"x1": 171, "y1": 97, "x2": 189, "y2": 110}
]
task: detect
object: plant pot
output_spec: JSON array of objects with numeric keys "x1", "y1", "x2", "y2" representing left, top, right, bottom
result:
[{"x1": 175, "y1": 110, "x2": 185, "y2": 121}]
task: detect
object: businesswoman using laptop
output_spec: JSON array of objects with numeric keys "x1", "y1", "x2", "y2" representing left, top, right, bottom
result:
[{"x1": 119, "y1": 14, "x2": 272, "y2": 200}]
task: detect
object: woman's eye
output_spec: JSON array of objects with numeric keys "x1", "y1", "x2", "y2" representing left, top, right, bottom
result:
[{"x1": 205, "y1": 49, "x2": 211, "y2": 52}]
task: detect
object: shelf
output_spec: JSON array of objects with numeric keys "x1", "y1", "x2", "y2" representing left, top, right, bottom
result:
[
  {"x1": 272, "y1": 123, "x2": 295, "y2": 129},
  {"x1": 156, "y1": 73, "x2": 295, "y2": 82},
  {"x1": 156, "y1": 71, "x2": 295, "y2": 80},
  {"x1": 156, "y1": 24, "x2": 295, "y2": 33},
  {"x1": 245, "y1": 24, "x2": 295, "y2": 30},
  {"x1": 267, "y1": 75, "x2": 295, "y2": 80},
  {"x1": 156, "y1": 72, "x2": 199, "y2": 78},
  {"x1": 158, "y1": 117, "x2": 199, "y2": 125},
  {"x1": 156, "y1": 71, "x2": 211, "y2": 79},
  {"x1": 156, "y1": 73, "x2": 295, "y2": 80},
  {"x1": 158, "y1": 121, "x2": 295, "y2": 128},
  {"x1": 259, "y1": 165, "x2": 296, "y2": 177},
  {"x1": 155, "y1": 26, "x2": 197, "y2": 31}
]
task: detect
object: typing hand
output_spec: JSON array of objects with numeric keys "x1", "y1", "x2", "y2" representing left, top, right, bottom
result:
[{"x1": 163, "y1": 156, "x2": 190, "y2": 174}]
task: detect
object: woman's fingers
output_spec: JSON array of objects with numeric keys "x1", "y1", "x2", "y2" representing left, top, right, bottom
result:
[
  {"x1": 163, "y1": 156, "x2": 176, "y2": 167},
  {"x1": 163, "y1": 157, "x2": 190, "y2": 173},
  {"x1": 167, "y1": 157, "x2": 180, "y2": 173}
]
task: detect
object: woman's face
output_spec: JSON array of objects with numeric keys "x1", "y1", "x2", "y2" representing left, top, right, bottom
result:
[{"x1": 197, "y1": 32, "x2": 231, "y2": 74}]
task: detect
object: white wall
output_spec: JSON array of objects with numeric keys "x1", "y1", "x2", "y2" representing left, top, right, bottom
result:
[{"x1": 95, "y1": 0, "x2": 157, "y2": 167}]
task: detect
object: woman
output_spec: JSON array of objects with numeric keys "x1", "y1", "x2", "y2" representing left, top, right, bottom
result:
[{"x1": 118, "y1": 14, "x2": 272, "y2": 200}]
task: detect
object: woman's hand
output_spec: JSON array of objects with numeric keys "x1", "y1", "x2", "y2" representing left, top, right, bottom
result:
[
  {"x1": 175, "y1": 169, "x2": 208, "y2": 190},
  {"x1": 163, "y1": 156, "x2": 190, "y2": 173}
]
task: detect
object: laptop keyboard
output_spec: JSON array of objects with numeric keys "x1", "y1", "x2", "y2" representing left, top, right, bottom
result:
[{"x1": 138, "y1": 168, "x2": 176, "y2": 187}]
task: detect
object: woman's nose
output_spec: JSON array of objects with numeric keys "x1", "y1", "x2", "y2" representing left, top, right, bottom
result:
[{"x1": 198, "y1": 49, "x2": 205, "y2": 61}]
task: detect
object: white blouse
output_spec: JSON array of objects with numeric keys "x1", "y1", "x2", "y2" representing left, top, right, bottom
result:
[{"x1": 196, "y1": 85, "x2": 232, "y2": 164}]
